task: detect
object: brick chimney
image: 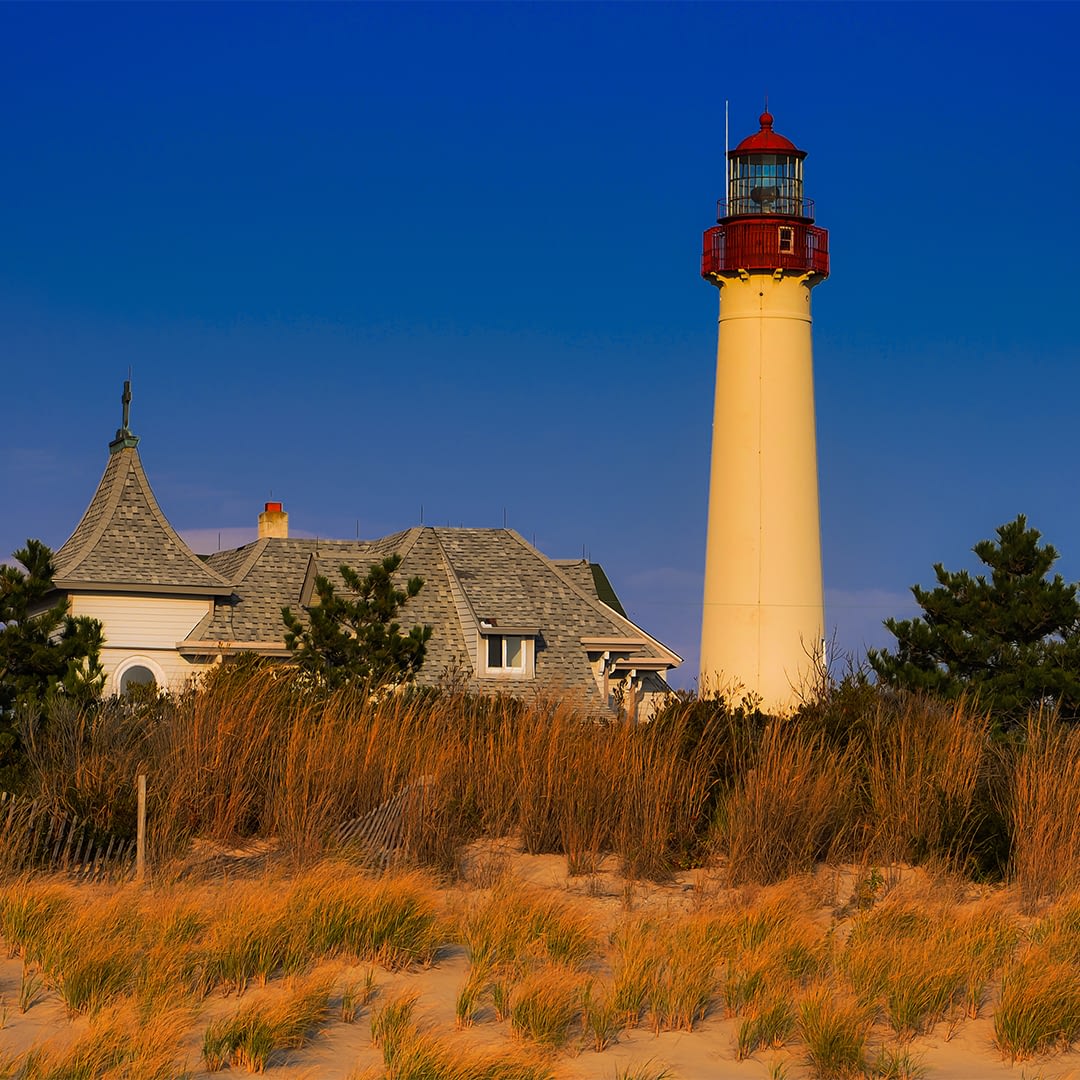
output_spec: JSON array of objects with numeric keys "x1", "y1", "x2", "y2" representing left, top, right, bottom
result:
[{"x1": 258, "y1": 501, "x2": 288, "y2": 539}]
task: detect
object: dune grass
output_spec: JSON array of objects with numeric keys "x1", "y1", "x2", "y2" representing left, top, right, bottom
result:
[
  {"x1": 951, "y1": 903, "x2": 1020, "y2": 1018},
  {"x1": 370, "y1": 989, "x2": 421, "y2": 1075},
  {"x1": 453, "y1": 880, "x2": 595, "y2": 1041},
  {"x1": 840, "y1": 894, "x2": 1022, "y2": 1040},
  {"x1": 609, "y1": 916, "x2": 663, "y2": 1025},
  {"x1": 508, "y1": 964, "x2": 587, "y2": 1048},
  {"x1": 286, "y1": 868, "x2": 443, "y2": 970},
  {"x1": 581, "y1": 981, "x2": 629, "y2": 1051},
  {"x1": 0, "y1": 864, "x2": 443, "y2": 1039},
  {"x1": 993, "y1": 952, "x2": 1080, "y2": 1060},
  {"x1": 647, "y1": 927, "x2": 722, "y2": 1033},
  {"x1": 456, "y1": 877, "x2": 596, "y2": 972},
  {"x1": 198, "y1": 890, "x2": 290, "y2": 996},
  {"x1": 613, "y1": 887, "x2": 824, "y2": 1039},
  {"x1": 736, "y1": 995, "x2": 796, "y2": 1059},
  {"x1": 0, "y1": 886, "x2": 145, "y2": 1017},
  {"x1": 375, "y1": 1027, "x2": 553, "y2": 1079},
  {"x1": 0, "y1": 860, "x2": 1076, "y2": 1076},
  {"x1": 11, "y1": 673, "x2": 1080, "y2": 1075},
  {"x1": 454, "y1": 968, "x2": 486, "y2": 1028},
  {"x1": 339, "y1": 968, "x2": 377, "y2": 1024},
  {"x1": 798, "y1": 985, "x2": 871, "y2": 1080},
  {"x1": 203, "y1": 974, "x2": 332, "y2": 1072},
  {"x1": 0, "y1": 1005, "x2": 190, "y2": 1080},
  {"x1": 869, "y1": 1043, "x2": 927, "y2": 1080},
  {"x1": 0, "y1": 882, "x2": 72, "y2": 964}
]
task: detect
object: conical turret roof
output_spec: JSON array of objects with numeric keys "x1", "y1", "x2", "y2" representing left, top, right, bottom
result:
[{"x1": 54, "y1": 443, "x2": 232, "y2": 596}]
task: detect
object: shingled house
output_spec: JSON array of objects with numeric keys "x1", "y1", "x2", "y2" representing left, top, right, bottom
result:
[{"x1": 48, "y1": 400, "x2": 681, "y2": 718}]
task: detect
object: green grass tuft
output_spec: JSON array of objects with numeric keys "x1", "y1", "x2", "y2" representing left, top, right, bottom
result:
[
  {"x1": 798, "y1": 986, "x2": 870, "y2": 1080},
  {"x1": 508, "y1": 965, "x2": 586, "y2": 1048},
  {"x1": 203, "y1": 975, "x2": 331, "y2": 1073},
  {"x1": 993, "y1": 955, "x2": 1080, "y2": 1060}
]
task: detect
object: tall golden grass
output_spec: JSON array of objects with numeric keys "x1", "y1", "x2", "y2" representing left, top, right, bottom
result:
[
  {"x1": 14, "y1": 667, "x2": 734, "y2": 881},
  {"x1": 862, "y1": 697, "x2": 989, "y2": 868},
  {"x1": 718, "y1": 721, "x2": 855, "y2": 884},
  {"x1": 11, "y1": 666, "x2": 1080, "y2": 898},
  {"x1": 1006, "y1": 714, "x2": 1080, "y2": 904}
]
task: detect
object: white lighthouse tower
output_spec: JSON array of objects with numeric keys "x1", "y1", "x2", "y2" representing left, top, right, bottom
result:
[{"x1": 699, "y1": 111, "x2": 829, "y2": 711}]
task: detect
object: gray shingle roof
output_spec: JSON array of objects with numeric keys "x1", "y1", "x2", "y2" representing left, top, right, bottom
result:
[
  {"x1": 552, "y1": 560, "x2": 628, "y2": 617},
  {"x1": 194, "y1": 531, "x2": 419, "y2": 646},
  {"x1": 53, "y1": 447, "x2": 231, "y2": 595},
  {"x1": 435, "y1": 529, "x2": 673, "y2": 699},
  {"x1": 185, "y1": 526, "x2": 680, "y2": 708}
]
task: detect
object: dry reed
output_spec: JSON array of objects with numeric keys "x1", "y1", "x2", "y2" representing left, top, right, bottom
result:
[
  {"x1": 718, "y1": 721, "x2": 854, "y2": 884},
  {"x1": 1007, "y1": 714, "x2": 1080, "y2": 904},
  {"x1": 863, "y1": 697, "x2": 988, "y2": 868},
  {"x1": 9, "y1": 669, "x2": 1080, "y2": 904}
]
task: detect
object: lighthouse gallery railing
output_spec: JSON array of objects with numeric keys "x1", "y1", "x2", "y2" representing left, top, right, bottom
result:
[{"x1": 702, "y1": 220, "x2": 830, "y2": 278}]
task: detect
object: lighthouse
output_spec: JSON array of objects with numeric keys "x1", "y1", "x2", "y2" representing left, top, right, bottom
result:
[{"x1": 699, "y1": 111, "x2": 829, "y2": 710}]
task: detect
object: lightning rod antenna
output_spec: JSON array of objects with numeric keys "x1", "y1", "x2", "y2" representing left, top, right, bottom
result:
[{"x1": 724, "y1": 99, "x2": 730, "y2": 206}]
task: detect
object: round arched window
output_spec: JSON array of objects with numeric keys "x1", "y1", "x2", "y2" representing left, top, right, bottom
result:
[{"x1": 119, "y1": 664, "x2": 157, "y2": 695}]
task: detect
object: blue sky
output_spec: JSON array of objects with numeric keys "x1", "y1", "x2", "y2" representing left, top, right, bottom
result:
[{"x1": 3, "y1": 2, "x2": 1079, "y2": 688}]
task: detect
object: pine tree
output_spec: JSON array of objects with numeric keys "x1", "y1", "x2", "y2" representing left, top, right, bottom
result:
[
  {"x1": 0, "y1": 540, "x2": 105, "y2": 776},
  {"x1": 868, "y1": 515, "x2": 1080, "y2": 722},
  {"x1": 282, "y1": 554, "x2": 432, "y2": 690}
]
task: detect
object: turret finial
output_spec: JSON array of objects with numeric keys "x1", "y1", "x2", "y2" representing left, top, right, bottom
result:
[{"x1": 109, "y1": 378, "x2": 140, "y2": 454}]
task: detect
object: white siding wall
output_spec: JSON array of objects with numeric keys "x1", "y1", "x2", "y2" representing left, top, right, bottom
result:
[{"x1": 70, "y1": 594, "x2": 217, "y2": 693}]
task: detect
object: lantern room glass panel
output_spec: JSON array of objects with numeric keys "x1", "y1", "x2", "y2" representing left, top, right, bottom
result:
[{"x1": 728, "y1": 154, "x2": 803, "y2": 216}]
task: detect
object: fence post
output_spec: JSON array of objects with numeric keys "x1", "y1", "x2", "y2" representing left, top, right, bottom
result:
[{"x1": 136, "y1": 774, "x2": 147, "y2": 884}]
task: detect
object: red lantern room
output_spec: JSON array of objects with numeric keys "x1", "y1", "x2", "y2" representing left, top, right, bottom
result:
[{"x1": 702, "y1": 112, "x2": 829, "y2": 278}]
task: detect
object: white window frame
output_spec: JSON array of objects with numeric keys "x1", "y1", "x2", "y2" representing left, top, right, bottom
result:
[
  {"x1": 478, "y1": 632, "x2": 534, "y2": 677},
  {"x1": 113, "y1": 655, "x2": 167, "y2": 695},
  {"x1": 778, "y1": 226, "x2": 795, "y2": 254}
]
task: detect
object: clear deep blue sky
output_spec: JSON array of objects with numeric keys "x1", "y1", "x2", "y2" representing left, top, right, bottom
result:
[{"x1": 3, "y1": 2, "x2": 1079, "y2": 688}]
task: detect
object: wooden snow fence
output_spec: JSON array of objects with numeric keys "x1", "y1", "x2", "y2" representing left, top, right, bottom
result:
[
  {"x1": 335, "y1": 774, "x2": 437, "y2": 870},
  {"x1": 0, "y1": 791, "x2": 136, "y2": 882}
]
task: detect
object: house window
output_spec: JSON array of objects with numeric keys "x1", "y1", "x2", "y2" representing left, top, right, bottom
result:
[
  {"x1": 487, "y1": 634, "x2": 525, "y2": 672},
  {"x1": 115, "y1": 657, "x2": 165, "y2": 696},
  {"x1": 778, "y1": 226, "x2": 794, "y2": 254}
]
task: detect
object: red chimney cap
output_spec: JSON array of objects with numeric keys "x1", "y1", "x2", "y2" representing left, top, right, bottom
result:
[
  {"x1": 731, "y1": 112, "x2": 806, "y2": 158},
  {"x1": 264, "y1": 501, "x2": 283, "y2": 513}
]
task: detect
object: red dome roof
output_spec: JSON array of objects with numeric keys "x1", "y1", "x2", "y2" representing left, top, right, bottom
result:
[{"x1": 732, "y1": 112, "x2": 806, "y2": 158}]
